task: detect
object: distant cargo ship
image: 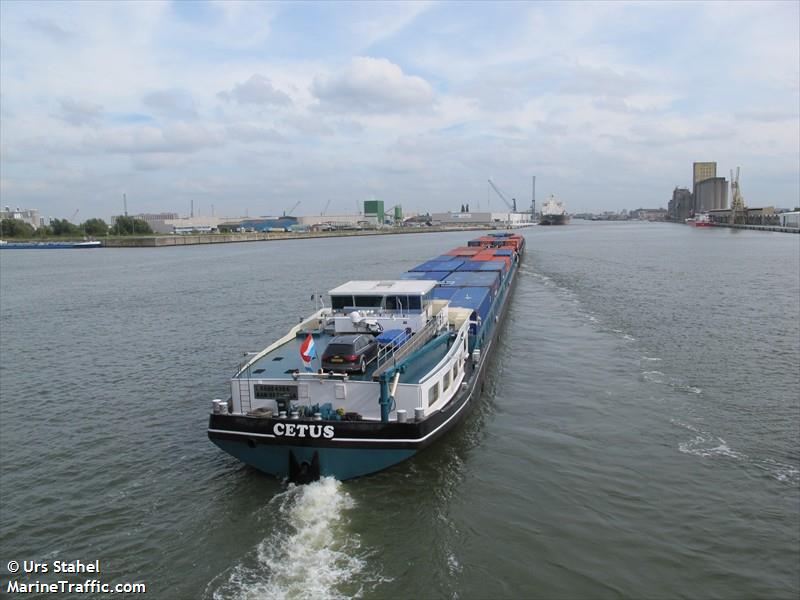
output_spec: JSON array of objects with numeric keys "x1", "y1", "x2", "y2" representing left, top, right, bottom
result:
[
  {"x1": 539, "y1": 195, "x2": 568, "y2": 225},
  {"x1": 0, "y1": 240, "x2": 102, "y2": 249},
  {"x1": 686, "y1": 214, "x2": 713, "y2": 227}
]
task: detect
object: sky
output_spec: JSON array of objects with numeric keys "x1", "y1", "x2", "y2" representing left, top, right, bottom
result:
[{"x1": 1, "y1": 0, "x2": 798, "y2": 220}]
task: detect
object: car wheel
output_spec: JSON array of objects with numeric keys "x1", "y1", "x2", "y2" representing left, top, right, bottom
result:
[{"x1": 359, "y1": 357, "x2": 366, "y2": 374}]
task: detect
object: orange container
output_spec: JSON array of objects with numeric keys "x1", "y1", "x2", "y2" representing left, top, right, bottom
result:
[{"x1": 446, "y1": 247, "x2": 480, "y2": 256}]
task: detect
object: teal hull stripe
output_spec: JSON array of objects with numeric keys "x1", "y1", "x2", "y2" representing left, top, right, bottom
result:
[{"x1": 212, "y1": 439, "x2": 415, "y2": 480}]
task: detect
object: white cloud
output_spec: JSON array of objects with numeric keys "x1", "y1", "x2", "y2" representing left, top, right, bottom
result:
[
  {"x1": 219, "y1": 75, "x2": 293, "y2": 107},
  {"x1": 312, "y1": 57, "x2": 435, "y2": 113},
  {"x1": 143, "y1": 89, "x2": 198, "y2": 119},
  {"x1": 58, "y1": 98, "x2": 104, "y2": 126}
]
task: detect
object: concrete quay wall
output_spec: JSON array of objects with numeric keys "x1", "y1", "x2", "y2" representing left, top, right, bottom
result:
[
  {"x1": 100, "y1": 226, "x2": 495, "y2": 248},
  {"x1": 710, "y1": 223, "x2": 799, "y2": 234}
]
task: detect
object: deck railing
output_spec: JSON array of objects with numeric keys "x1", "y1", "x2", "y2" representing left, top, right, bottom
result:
[{"x1": 372, "y1": 315, "x2": 442, "y2": 380}]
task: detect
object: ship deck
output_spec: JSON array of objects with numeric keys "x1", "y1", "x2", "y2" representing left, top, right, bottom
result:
[{"x1": 237, "y1": 330, "x2": 451, "y2": 384}]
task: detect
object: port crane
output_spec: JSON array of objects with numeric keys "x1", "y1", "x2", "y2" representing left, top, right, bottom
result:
[
  {"x1": 487, "y1": 179, "x2": 517, "y2": 212},
  {"x1": 730, "y1": 167, "x2": 747, "y2": 225},
  {"x1": 283, "y1": 201, "x2": 301, "y2": 217},
  {"x1": 321, "y1": 199, "x2": 331, "y2": 216}
]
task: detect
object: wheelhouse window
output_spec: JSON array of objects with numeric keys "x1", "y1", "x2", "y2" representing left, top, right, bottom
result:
[
  {"x1": 385, "y1": 295, "x2": 404, "y2": 310},
  {"x1": 385, "y1": 295, "x2": 420, "y2": 311},
  {"x1": 354, "y1": 296, "x2": 383, "y2": 308},
  {"x1": 331, "y1": 295, "x2": 352, "y2": 310}
]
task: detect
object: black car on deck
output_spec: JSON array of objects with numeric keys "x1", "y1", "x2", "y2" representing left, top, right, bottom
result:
[{"x1": 321, "y1": 334, "x2": 378, "y2": 373}]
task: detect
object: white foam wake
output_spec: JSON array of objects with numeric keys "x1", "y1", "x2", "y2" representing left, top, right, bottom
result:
[
  {"x1": 212, "y1": 477, "x2": 370, "y2": 600},
  {"x1": 672, "y1": 419, "x2": 746, "y2": 460}
]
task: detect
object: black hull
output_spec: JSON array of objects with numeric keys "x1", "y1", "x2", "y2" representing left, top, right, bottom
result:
[{"x1": 539, "y1": 215, "x2": 568, "y2": 225}]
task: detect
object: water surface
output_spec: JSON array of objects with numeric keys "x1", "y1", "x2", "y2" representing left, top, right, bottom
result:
[{"x1": 1, "y1": 223, "x2": 798, "y2": 599}]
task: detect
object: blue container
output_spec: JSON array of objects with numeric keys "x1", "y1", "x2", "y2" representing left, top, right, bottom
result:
[
  {"x1": 432, "y1": 287, "x2": 458, "y2": 300},
  {"x1": 438, "y1": 271, "x2": 499, "y2": 290},
  {"x1": 376, "y1": 329, "x2": 409, "y2": 347},
  {"x1": 476, "y1": 261, "x2": 506, "y2": 272},
  {"x1": 401, "y1": 271, "x2": 451, "y2": 281},
  {"x1": 410, "y1": 259, "x2": 464, "y2": 272},
  {"x1": 494, "y1": 249, "x2": 513, "y2": 256},
  {"x1": 448, "y1": 287, "x2": 492, "y2": 321},
  {"x1": 457, "y1": 260, "x2": 505, "y2": 273}
]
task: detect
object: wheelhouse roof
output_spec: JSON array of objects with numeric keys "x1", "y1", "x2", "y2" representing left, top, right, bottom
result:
[{"x1": 328, "y1": 280, "x2": 437, "y2": 296}]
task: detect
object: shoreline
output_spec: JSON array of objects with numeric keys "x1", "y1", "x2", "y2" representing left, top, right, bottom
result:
[{"x1": 99, "y1": 226, "x2": 500, "y2": 248}]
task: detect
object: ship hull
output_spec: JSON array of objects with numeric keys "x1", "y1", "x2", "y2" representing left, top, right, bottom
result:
[
  {"x1": 208, "y1": 245, "x2": 522, "y2": 481},
  {"x1": 539, "y1": 214, "x2": 568, "y2": 225}
]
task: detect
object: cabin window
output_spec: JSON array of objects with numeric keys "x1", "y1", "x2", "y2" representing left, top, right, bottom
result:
[
  {"x1": 428, "y1": 382, "x2": 440, "y2": 406},
  {"x1": 385, "y1": 295, "x2": 404, "y2": 310},
  {"x1": 331, "y1": 296, "x2": 352, "y2": 310},
  {"x1": 407, "y1": 296, "x2": 421, "y2": 311},
  {"x1": 452, "y1": 363, "x2": 458, "y2": 380},
  {"x1": 443, "y1": 371, "x2": 451, "y2": 391},
  {"x1": 354, "y1": 295, "x2": 383, "y2": 308}
]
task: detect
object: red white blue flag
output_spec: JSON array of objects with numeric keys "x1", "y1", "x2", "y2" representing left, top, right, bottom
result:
[{"x1": 300, "y1": 333, "x2": 316, "y2": 369}]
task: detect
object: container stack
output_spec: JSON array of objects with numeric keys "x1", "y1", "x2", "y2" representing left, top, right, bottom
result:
[{"x1": 400, "y1": 232, "x2": 524, "y2": 320}]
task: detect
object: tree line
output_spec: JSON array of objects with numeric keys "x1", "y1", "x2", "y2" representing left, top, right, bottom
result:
[{"x1": 0, "y1": 216, "x2": 152, "y2": 238}]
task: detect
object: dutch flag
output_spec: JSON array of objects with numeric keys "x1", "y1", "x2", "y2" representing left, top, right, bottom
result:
[{"x1": 300, "y1": 333, "x2": 316, "y2": 371}]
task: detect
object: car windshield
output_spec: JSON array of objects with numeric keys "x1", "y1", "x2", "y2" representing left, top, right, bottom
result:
[{"x1": 325, "y1": 343, "x2": 355, "y2": 355}]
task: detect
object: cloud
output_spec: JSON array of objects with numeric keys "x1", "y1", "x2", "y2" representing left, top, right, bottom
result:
[
  {"x1": 143, "y1": 89, "x2": 198, "y2": 119},
  {"x1": 218, "y1": 74, "x2": 292, "y2": 107},
  {"x1": 735, "y1": 109, "x2": 799, "y2": 123},
  {"x1": 91, "y1": 124, "x2": 221, "y2": 154},
  {"x1": 226, "y1": 123, "x2": 286, "y2": 143},
  {"x1": 312, "y1": 57, "x2": 435, "y2": 113},
  {"x1": 58, "y1": 98, "x2": 104, "y2": 126},
  {"x1": 26, "y1": 17, "x2": 73, "y2": 42}
]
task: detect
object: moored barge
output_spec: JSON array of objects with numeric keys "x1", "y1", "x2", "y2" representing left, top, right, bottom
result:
[{"x1": 208, "y1": 232, "x2": 525, "y2": 482}]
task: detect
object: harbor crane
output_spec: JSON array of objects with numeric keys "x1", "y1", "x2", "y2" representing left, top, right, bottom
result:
[
  {"x1": 321, "y1": 198, "x2": 332, "y2": 216},
  {"x1": 487, "y1": 179, "x2": 517, "y2": 212},
  {"x1": 283, "y1": 201, "x2": 301, "y2": 217},
  {"x1": 730, "y1": 167, "x2": 747, "y2": 225}
]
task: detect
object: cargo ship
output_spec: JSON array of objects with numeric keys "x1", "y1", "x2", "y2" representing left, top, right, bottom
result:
[
  {"x1": 208, "y1": 232, "x2": 525, "y2": 482},
  {"x1": 539, "y1": 195, "x2": 568, "y2": 225},
  {"x1": 686, "y1": 213, "x2": 713, "y2": 227}
]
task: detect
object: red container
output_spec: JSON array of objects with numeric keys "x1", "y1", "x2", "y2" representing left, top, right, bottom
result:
[{"x1": 445, "y1": 247, "x2": 480, "y2": 256}]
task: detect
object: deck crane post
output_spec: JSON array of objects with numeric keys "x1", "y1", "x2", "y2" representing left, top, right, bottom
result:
[{"x1": 487, "y1": 179, "x2": 517, "y2": 212}]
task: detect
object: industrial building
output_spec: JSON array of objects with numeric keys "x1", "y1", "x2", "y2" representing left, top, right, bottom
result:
[
  {"x1": 694, "y1": 177, "x2": 728, "y2": 212},
  {"x1": 2, "y1": 206, "x2": 42, "y2": 229},
  {"x1": 779, "y1": 212, "x2": 800, "y2": 228},
  {"x1": 708, "y1": 206, "x2": 777, "y2": 225},
  {"x1": 693, "y1": 162, "x2": 717, "y2": 184},
  {"x1": 668, "y1": 187, "x2": 693, "y2": 221},
  {"x1": 691, "y1": 162, "x2": 728, "y2": 215},
  {"x1": 430, "y1": 211, "x2": 533, "y2": 226}
]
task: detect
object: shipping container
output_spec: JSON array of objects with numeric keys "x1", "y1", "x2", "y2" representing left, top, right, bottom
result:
[
  {"x1": 409, "y1": 259, "x2": 465, "y2": 272},
  {"x1": 448, "y1": 286, "x2": 492, "y2": 322},
  {"x1": 401, "y1": 271, "x2": 452, "y2": 281}
]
